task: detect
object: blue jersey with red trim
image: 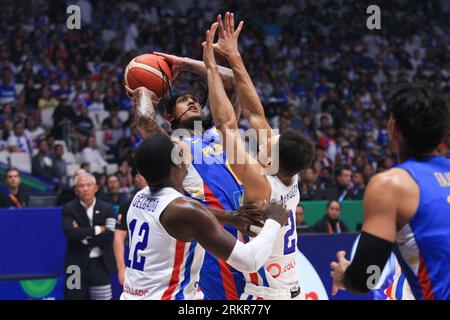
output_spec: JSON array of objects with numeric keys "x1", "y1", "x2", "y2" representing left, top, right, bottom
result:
[
  {"x1": 182, "y1": 126, "x2": 245, "y2": 300},
  {"x1": 395, "y1": 156, "x2": 450, "y2": 300}
]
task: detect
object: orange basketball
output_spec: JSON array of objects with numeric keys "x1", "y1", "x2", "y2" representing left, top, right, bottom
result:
[{"x1": 124, "y1": 54, "x2": 172, "y2": 99}]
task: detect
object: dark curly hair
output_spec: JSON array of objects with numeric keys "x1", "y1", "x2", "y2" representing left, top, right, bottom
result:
[
  {"x1": 279, "y1": 129, "x2": 315, "y2": 176},
  {"x1": 389, "y1": 83, "x2": 449, "y2": 155}
]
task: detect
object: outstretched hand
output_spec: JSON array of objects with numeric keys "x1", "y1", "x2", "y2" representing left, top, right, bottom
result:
[
  {"x1": 203, "y1": 12, "x2": 243, "y2": 59},
  {"x1": 330, "y1": 250, "x2": 351, "y2": 296},
  {"x1": 202, "y1": 22, "x2": 219, "y2": 69}
]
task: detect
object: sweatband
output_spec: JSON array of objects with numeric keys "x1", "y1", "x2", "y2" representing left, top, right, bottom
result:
[
  {"x1": 226, "y1": 219, "x2": 281, "y2": 272},
  {"x1": 343, "y1": 231, "x2": 394, "y2": 294}
]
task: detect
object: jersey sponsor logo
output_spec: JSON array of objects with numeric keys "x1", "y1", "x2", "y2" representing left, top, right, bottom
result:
[
  {"x1": 131, "y1": 194, "x2": 159, "y2": 212},
  {"x1": 267, "y1": 259, "x2": 296, "y2": 279}
]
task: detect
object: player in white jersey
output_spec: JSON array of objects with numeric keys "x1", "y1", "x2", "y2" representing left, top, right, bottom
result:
[
  {"x1": 121, "y1": 132, "x2": 291, "y2": 300},
  {"x1": 202, "y1": 16, "x2": 315, "y2": 300}
]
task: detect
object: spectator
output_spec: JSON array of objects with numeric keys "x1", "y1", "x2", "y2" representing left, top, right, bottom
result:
[
  {"x1": 113, "y1": 171, "x2": 147, "y2": 285},
  {"x1": 295, "y1": 204, "x2": 311, "y2": 234},
  {"x1": 0, "y1": 168, "x2": 29, "y2": 208},
  {"x1": 32, "y1": 138, "x2": 57, "y2": 181},
  {"x1": 0, "y1": 72, "x2": 16, "y2": 105},
  {"x1": 313, "y1": 200, "x2": 349, "y2": 234},
  {"x1": 99, "y1": 174, "x2": 127, "y2": 208},
  {"x1": 103, "y1": 117, "x2": 123, "y2": 159},
  {"x1": 87, "y1": 90, "x2": 105, "y2": 112},
  {"x1": 25, "y1": 117, "x2": 45, "y2": 148},
  {"x1": 38, "y1": 86, "x2": 59, "y2": 111},
  {"x1": 116, "y1": 160, "x2": 133, "y2": 194},
  {"x1": 80, "y1": 136, "x2": 108, "y2": 172},
  {"x1": 74, "y1": 105, "x2": 95, "y2": 139},
  {"x1": 299, "y1": 168, "x2": 317, "y2": 200},
  {"x1": 52, "y1": 144, "x2": 68, "y2": 178},
  {"x1": 8, "y1": 120, "x2": 33, "y2": 154},
  {"x1": 51, "y1": 95, "x2": 77, "y2": 140},
  {"x1": 328, "y1": 165, "x2": 354, "y2": 201},
  {"x1": 1, "y1": 118, "x2": 14, "y2": 141},
  {"x1": 61, "y1": 172, "x2": 116, "y2": 300},
  {"x1": 316, "y1": 166, "x2": 334, "y2": 189},
  {"x1": 351, "y1": 171, "x2": 366, "y2": 200}
]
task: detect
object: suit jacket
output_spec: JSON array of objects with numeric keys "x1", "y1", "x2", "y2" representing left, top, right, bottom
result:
[
  {"x1": 62, "y1": 198, "x2": 117, "y2": 280},
  {"x1": 0, "y1": 186, "x2": 29, "y2": 208}
]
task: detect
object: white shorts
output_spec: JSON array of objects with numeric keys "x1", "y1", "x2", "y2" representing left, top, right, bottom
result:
[{"x1": 240, "y1": 282, "x2": 306, "y2": 300}]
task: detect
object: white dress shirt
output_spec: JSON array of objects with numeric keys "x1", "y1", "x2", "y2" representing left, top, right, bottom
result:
[{"x1": 80, "y1": 198, "x2": 102, "y2": 258}]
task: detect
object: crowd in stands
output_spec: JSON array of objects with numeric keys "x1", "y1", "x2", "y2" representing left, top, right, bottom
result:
[{"x1": 0, "y1": 0, "x2": 449, "y2": 208}]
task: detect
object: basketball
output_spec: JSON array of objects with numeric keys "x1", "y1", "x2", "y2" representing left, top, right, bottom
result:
[{"x1": 124, "y1": 54, "x2": 173, "y2": 99}]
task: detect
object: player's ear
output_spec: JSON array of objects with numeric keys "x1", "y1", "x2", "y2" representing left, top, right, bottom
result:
[
  {"x1": 388, "y1": 116, "x2": 399, "y2": 139},
  {"x1": 166, "y1": 113, "x2": 175, "y2": 122}
]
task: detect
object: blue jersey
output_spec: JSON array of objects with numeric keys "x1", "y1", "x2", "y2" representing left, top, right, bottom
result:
[
  {"x1": 182, "y1": 126, "x2": 245, "y2": 300},
  {"x1": 395, "y1": 156, "x2": 450, "y2": 300}
]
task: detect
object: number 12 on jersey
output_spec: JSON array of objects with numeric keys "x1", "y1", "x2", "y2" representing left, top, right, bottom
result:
[{"x1": 126, "y1": 219, "x2": 149, "y2": 271}]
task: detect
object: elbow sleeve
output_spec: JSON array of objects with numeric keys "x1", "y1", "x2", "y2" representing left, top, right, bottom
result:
[
  {"x1": 344, "y1": 231, "x2": 394, "y2": 294},
  {"x1": 226, "y1": 219, "x2": 280, "y2": 272}
]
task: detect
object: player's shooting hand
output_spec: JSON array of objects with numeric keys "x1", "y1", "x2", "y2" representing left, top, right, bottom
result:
[
  {"x1": 153, "y1": 52, "x2": 186, "y2": 81},
  {"x1": 125, "y1": 85, "x2": 158, "y2": 103},
  {"x1": 330, "y1": 250, "x2": 351, "y2": 296},
  {"x1": 262, "y1": 200, "x2": 290, "y2": 226},
  {"x1": 202, "y1": 22, "x2": 219, "y2": 70},
  {"x1": 206, "y1": 12, "x2": 243, "y2": 60},
  {"x1": 232, "y1": 203, "x2": 265, "y2": 237}
]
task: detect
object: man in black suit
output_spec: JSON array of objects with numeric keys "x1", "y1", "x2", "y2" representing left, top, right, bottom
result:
[{"x1": 62, "y1": 172, "x2": 116, "y2": 300}]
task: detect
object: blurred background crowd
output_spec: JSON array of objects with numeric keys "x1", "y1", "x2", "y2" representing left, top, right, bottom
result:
[{"x1": 0, "y1": 0, "x2": 449, "y2": 209}]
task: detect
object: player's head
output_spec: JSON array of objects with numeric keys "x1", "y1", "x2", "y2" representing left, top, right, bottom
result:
[
  {"x1": 388, "y1": 83, "x2": 449, "y2": 157},
  {"x1": 134, "y1": 132, "x2": 187, "y2": 189},
  {"x1": 162, "y1": 92, "x2": 204, "y2": 130},
  {"x1": 258, "y1": 129, "x2": 315, "y2": 177}
]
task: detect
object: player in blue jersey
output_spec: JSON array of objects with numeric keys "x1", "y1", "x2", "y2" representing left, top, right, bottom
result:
[
  {"x1": 330, "y1": 83, "x2": 450, "y2": 300},
  {"x1": 126, "y1": 51, "x2": 276, "y2": 299}
]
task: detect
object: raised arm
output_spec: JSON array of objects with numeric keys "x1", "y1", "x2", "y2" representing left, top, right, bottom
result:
[
  {"x1": 161, "y1": 198, "x2": 289, "y2": 273},
  {"x1": 125, "y1": 86, "x2": 165, "y2": 139},
  {"x1": 212, "y1": 13, "x2": 272, "y2": 142},
  {"x1": 203, "y1": 22, "x2": 271, "y2": 203},
  {"x1": 153, "y1": 52, "x2": 235, "y2": 90}
]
